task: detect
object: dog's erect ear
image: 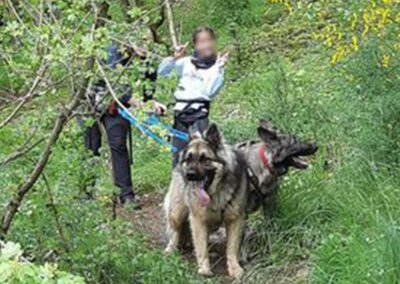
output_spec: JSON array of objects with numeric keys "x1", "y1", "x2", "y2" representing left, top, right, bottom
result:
[
  {"x1": 258, "y1": 119, "x2": 278, "y2": 143},
  {"x1": 205, "y1": 123, "x2": 222, "y2": 149},
  {"x1": 259, "y1": 119, "x2": 274, "y2": 130}
]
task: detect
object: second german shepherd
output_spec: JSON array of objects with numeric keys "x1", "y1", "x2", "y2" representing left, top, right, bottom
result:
[
  {"x1": 237, "y1": 119, "x2": 318, "y2": 217},
  {"x1": 164, "y1": 123, "x2": 248, "y2": 278}
]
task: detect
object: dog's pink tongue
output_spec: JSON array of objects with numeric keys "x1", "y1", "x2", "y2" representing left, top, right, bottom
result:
[{"x1": 196, "y1": 182, "x2": 210, "y2": 207}]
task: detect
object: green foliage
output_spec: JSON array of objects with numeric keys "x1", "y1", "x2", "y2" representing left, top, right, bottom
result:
[
  {"x1": 3, "y1": 0, "x2": 400, "y2": 283},
  {"x1": 0, "y1": 241, "x2": 85, "y2": 284}
]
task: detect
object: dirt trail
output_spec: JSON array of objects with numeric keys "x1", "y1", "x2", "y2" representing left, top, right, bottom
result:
[
  {"x1": 119, "y1": 192, "x2": 230, "y2": 277},
  {"x1": 120, "y1": 193, "x2": 166, "y2": 247},
  {"x1": 119, "y1": 192, "x2": 309, "y2": 283}
]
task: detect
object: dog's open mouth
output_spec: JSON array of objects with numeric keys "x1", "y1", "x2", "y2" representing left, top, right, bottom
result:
[
  {"x1": 290, "y1": 157, "x2": 309, "y2": 169},
  {"x1": 187, "y1": 170, "x2": 215, "y2": 207},
  {"x1": 189, "y1": 173, "x2": 214, "y2": 207},
  {"x1": 195, "y1": 180, "x2": 210, "y2": 208},
  {"x1": 289, "y1": 143, "x2": 318, "y2": 169}
]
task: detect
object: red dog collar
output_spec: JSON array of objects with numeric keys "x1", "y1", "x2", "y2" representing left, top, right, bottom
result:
[{"x1": 258, "y1": 144, "x2": 276, "y2": 175}]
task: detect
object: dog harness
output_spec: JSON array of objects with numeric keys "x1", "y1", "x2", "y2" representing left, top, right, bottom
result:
[{"x1": 258, "y1": 144, "x2": 276, "y2": 175}]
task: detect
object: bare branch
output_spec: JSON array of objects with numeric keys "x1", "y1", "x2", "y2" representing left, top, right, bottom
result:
[
  {"x1": 42, "y1": 173, "x2": 70, "y2": 252},
  {"x1": 149, "y1": 1, "x2": 167, "y2": 45},
  {"x1": 0, "y1": 138, "x2": 46, "y2": 169},
  {"x1": 5, "y1": 0, "x2": 32, "y2": 36},
  {"x1": 95, "y1": 60, "x2": 139, "y2": 124},
  {"x1": 0, "y1": 62, "x2": 48, "y2": 129},
  {"x1": 164, "y1": 0, "x2": 178, "y2": 48}
]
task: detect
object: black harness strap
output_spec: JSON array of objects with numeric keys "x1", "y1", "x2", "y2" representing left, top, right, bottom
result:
[
  {"x1": 247, "y1": 167, "x2": 261, "y2": 193},
  {"x1": 128, "y1": 125, "x2": 133, "y2": 165}
]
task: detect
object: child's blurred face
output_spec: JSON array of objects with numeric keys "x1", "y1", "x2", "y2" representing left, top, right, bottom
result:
[{"x1": 194, "y1": 31, "x2": 217, "y2": 58}]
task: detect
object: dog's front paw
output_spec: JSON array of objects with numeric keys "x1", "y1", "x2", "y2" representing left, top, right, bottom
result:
[
  {"x1": 228, "y1": 265, "x2": 244, "y2": 279},
  {"x1": 164, "y1": 242, "x2": 176, "y2": 254},
  {"x1": 198, "y1": 266, "x2": 213, "y2": 277}
]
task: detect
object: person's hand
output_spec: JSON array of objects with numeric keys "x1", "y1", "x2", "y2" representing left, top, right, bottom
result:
[
  {"x1": 173, "y1": 43, "x2": 188, "y2": 60},
  {"x1": 217, "y1": 52, "x2": 229, "y2": 68},
  {"x1": 152, "y1": 101, "x2": 167, "y2": 116},
  {"x1": 128, "y1": 97, "x2": 145, "y2": 109},
  {"x1": 127, "y1": 42, "x2": 148, "y2": 58},
  {"x1": 134, "y1": 46, "x2": 147, "y2": 58}
]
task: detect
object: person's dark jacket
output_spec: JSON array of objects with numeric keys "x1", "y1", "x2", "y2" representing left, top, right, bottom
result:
[{"x1": 101, "y1": 43, "x2": 157, "y2": 115}]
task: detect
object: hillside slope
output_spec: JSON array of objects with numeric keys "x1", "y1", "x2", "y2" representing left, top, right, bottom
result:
[{"x1": 1, "y1": 1, "x2": 400, "y2": 283}]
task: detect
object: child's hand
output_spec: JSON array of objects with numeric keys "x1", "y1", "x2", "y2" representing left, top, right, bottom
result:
[
  {"x1": 134, "y1": 46, "x2": 147, "y2": 58},
  {"x1": 152, "y1": 101, "x2": 167, "y2": 116},
  {"x1": 173, "y1": 43, "x2": 189, "y2": 60},
  {"x1": 217, "y1": 52, "x2": 229, "y2": 68},
  {"x1": 128, "y1": 97, "x2": 145, "y2": 109}
]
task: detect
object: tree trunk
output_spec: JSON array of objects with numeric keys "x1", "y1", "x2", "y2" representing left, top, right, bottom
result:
[
  {"x1": 0, "y1": 75, "x2": 91, "y2": 238},
  {"x1": 165, "y1": 0, "x2": 178, "y2": 48},
  {"x1": 0, "y1": 0, "x2": 109, "y2": 239}
]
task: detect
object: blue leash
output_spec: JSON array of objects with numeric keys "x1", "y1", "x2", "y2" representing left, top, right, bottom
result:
[
  {"x1": 118, "y1": 108, "x2": 189, "y2": 153},
  {"x1": 144, "y1": 114, "x2": 190, "y2": 141}
]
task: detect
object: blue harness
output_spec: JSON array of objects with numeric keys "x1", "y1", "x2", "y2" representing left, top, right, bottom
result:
[{"x1": 118, "y1": 108, "x2": 189, "y2": 153}]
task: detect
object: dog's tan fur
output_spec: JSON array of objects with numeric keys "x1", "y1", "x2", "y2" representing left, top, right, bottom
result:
[{"x1": 164, "y1": 125, "x2": 248, "y2": 278}]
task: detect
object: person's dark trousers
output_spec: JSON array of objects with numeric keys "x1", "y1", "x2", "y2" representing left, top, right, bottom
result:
[
  {"x1": 172, "y1": 112, "x2": 209, "y2": 167},
  {"x1": 102, "y1": 114, "x2": 134, "y2": 203},
  {"x1": 79, "y1": 122, "x2": 103, "y2": 199},
  {"x1": 84, "y1": 122, "x2": 102, "y2": 156}
]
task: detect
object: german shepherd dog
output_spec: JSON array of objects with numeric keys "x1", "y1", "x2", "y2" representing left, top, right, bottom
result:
[
  {"x1": 164, "y1": 123, "x2": 248, "y2": 278},
  {"x1": 237, "y1": 119, "x2": 318, "y2": 216}
]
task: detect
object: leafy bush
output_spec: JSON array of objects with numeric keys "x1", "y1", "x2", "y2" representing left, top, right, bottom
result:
[{"x1": 0, "y1": 241, "x2": 85, "y2": 284}]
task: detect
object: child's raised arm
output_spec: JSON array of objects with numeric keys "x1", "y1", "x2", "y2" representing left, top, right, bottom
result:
[
  {"x1": 157, "y1": 57, "x2": 184, "y2": 77},
  {"x1": 157, "y1": 43, "x2": 188, "y2": 78},
  {"x1": 205, "y1": 52, "x2": 229, "y2": 97}
]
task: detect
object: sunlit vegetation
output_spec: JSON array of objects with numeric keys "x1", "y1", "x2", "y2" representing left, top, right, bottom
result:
[{"x1": 1, "y1": 0, "x2": 400, "y2": 283}]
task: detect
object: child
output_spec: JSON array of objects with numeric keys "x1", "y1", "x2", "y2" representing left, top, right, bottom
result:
[{"x1": 158, "y1": 26, "x2": 228, "y2": 166}]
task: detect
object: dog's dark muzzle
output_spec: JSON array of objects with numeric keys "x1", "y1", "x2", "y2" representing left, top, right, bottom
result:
[
  {"x1": 275, "y1": 143, "x2": 319, "y2": 174},
  {"x1": 186, "y1": 169, "x2": 206, "y2": 182}
]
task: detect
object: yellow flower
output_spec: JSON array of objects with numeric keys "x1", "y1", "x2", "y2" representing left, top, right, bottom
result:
[
  {"x1": 331, "y1": 46, "x2": 344, "y2": 65},
  {"x1": 325, "y1": 37, "x2": 333, "y2": 47},
  {"x1": 351, "y1": 35, "x2": 359, "y2": 51},
  {"x1": 312, "y1": 32, "x2": 324, "y2": 40},
  {"x1": 284, "y1": 1, "x2": 293, "y2": 13},
  {"x1": 351, "y1": 14, "x2": 358, "y2": 31},
  {"x1": 362, "y1": 23, "x2": 369, "y2": 38},
  {"x1": 381, "y1": 55, "x2": 390, "y2": 68},
  {"x1": 98, "y1": 195, "x2": 111, "y2": 204},
  {"x1": 330, "y1": 52, "x2": 339, "y2": 65}
]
